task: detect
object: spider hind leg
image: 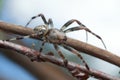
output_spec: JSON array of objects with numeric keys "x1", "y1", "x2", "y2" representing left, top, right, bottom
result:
[
  {"x1": 60, "y1": 19, "x2": 85, "y2": 31},
  {"x1": 64, "y1": 26, "x2": 107, "y2": 49},
  {"x1": 62, "y1": 44, "x2": 89, "y2": 70},
  {"x1": 60, "y1": 19, "x2": 88, "y2": 42},
  {"x1": 53, "y1": 44, "x2": 68, "y2": 67}
]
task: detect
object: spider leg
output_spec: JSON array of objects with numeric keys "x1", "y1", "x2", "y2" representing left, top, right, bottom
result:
[
  {"x1": 25, "y1": 13, "x2": 48, "y2": 27},
  {"x1": 3, "y1": 35, "x2": 31, "y2": 41},
  {"x1": 3, "y1": 33, "x2": 42, "y2": 41},
  {"x1": 39, "y1": 40, "x2": 46, "y2": 52},
  {"x1": 60, "y1": 19, "x2": 88, "y2": 41},
  {"x1": 48, "y1": 18, "x2": 54, "y2": 28},
  {"x1": 32, "y1": 40, "x2": 46, "y2": 62},
  {"x1": 62, "y1": 44, "x2": 89, "y2": 70},
  {"x1": 60, "y1": 19, "x2": 86, "y2": 31},
  {"x1": 53, "y1": 44, "x2": 68, "y2": 67},
  {"x1": 64, "y1": 26, "x2": 107, "y2": 49}
]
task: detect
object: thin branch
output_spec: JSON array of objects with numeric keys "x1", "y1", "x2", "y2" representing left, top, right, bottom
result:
[
  {"x1": 0, "y1": 40, "x2": 119, "y2": 80},
  {"x1": 0, "y1": 21, "x2": 120, "y2": 67}
]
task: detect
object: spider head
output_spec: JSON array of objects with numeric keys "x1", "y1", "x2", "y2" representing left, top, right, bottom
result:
[{"x1": 34, "y1": 25, "x2": 48, "y2": 35}]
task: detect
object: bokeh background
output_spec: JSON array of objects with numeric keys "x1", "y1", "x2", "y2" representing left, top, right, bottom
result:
[{"x1": 0, "y1": 0, "x2": 120, "y2": 80}]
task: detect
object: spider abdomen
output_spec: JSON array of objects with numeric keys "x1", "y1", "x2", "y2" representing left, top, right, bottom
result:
[{"x1": 46, "y1": 28, "x2": 66, "y2": 42}]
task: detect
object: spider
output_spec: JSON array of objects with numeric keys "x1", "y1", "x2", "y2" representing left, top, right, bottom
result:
[{"x1": 4, "y1": 13, "x2": 106, "y2": 71}]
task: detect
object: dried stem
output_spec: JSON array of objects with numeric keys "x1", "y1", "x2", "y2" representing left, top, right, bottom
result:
[
  {"x1": 0, "y1": 21, "x2": 120, "y2": 79},
  {"x1": 0, "y1": 40, "x2": 119, "y2": 80},
  {"x1": 0, "y1": 21, "x2": 120, "y2": 67}
]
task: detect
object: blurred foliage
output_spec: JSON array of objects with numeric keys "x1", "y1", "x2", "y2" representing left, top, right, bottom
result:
[
  {"x1": 0, "y1": 0, "x2": 3, "y2": 14},
  {"x1": 0, "y1": 0, "x2": 4, "y2": 20}
]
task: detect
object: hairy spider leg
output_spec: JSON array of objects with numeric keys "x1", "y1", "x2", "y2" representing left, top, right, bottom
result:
[
  {"x1": 53, "y1": 44, "x2": 68, "y2": 67},
  {"x1": 64, "y1": 26, "x2": 107, "y2": 49},
  {"x1": 25, "y1": 14, "x2": 48, "y2": 27},
  {"x1": 62, "y1": 44, "x2": 89, "y2": 70},
  {"x1": 60, "y1": 19, "x2": 88, "y2": 42}
]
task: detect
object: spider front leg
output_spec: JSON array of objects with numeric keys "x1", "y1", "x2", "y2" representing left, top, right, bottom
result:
[
  {"x1": 53, "y1": 44, "x2": 68, "y2": 67},
  {"x1": 25, "y1": 13, "x2": 48, "y2": 27}
]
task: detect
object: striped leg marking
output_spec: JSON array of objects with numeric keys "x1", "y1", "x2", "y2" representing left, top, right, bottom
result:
[
  {"x1": 3, "y1": 35, "x2": 30, "y2": 41},
  {"x1": 60, "y1": 19, "x2": 88, "y2": 42},
  {"x1": 53, "y1": 44, "x2": 68, "y2": 66},
  {"x1": 64, "y1": 26, "x2": 106, "y2": 49},
  {"x1": 25, "y1": 13, "x2": 48, "y2": 27},
  {"x1": 62, "y1": 44, "x2": 89, "y2": 70},
  {"x1": 39, "y1": 40, "x2": 46, "y2": 52},
  {"x1": 60, "y1": 19, "x2": 85, "y2": 31}
]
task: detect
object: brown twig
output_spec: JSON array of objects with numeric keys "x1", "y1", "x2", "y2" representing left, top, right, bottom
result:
[
  {"x1": 0, "y1": 40, "x2": 119, "y2": 80},
  {"x1": 0, "y1": 21, "x2": 120, "y2": 67}
]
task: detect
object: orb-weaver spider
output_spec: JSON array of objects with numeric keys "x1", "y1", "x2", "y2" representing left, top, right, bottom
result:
[{"x1": 4, "y1": 14, "x2": 106, "y2": 71}]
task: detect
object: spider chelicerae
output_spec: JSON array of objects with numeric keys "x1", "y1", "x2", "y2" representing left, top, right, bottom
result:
[{"x1": 4, "y1": 13, "x2": 106, "y2": 70}]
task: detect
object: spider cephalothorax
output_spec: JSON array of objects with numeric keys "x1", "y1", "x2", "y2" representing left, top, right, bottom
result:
[
  {"x1": 33, "y1": 25, "x2": 48, "y2": 34},
  {"x1": 4, "y1": 13, "x2": 107, "y2": 74},
  {"x1": 33, "y1": 25, "x2": 49, "y2": 38}
]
